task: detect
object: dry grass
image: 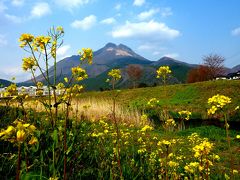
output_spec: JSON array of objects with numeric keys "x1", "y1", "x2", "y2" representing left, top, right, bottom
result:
[
  {"x1": 70, "y1": 98, "x2": 149, "y2": 126},
  {"x1": 1, "y1": 97, "x2": 149, "y2": 127}
]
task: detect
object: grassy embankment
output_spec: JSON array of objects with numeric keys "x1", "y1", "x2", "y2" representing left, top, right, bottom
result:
[{"x1": 78, "y1": 80, "x2": 240, "y2": 119}]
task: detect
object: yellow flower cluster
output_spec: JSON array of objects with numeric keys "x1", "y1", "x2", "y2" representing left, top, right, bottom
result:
[
  {"x1": 168, "y1": 161, "x2": 179, "y2": 168},
  {"x1": 192, "y1": 140, "x2": 213, "y2": 158},
  {"x1": 19, "y1": 33, "x2": 34, "y2": 48},
  {"x1": 71, "y1": 84, "x2": 84, "y2": 94},
  {"x1": 108, "y1": 69, "x2": 121, "y2": 80},
  {"x1": 178, "y1": 110, "x2": 192, "y2": 120},
  {"x1": 165, "y1": 119, "x2": 176, "y2": 127},
  {"x1": 80, "y1": 48, "x2": 93, "y2": 64},
  {"x1": 71, "y1": 66, "x2": 88, "y2": 81},
  {"x1": 156, "y1": 66, "x2": 171, "y2": 79},
  {"x1": 36, "y1": 82, "x2": 44, "y2": 95},
  {"x1": 4, "y1": 84, "x2": 18, "y2": 97},
  {"x1": 19, "y1": 33, "x2": 52, "y2": 52},
  {"x1": 22, "y1": 57, "x2": 36, "y2": 71},
  {"x1": 33, "y1": 35, "x2": 51, "y2": 51},
  {"x1": 147, "y1": 98, "x2": 159, "y2": 107},
  {"x1": 56, "y1": 82, "x2": 65, "y2": 90},
  {"x1": 140, "y1": 125, "x2": 153, "y2": 132},
  {"x1": 207, "y1": 94, "x2": 231, "y2": 115},
  {"x1": 159, "y1": 140, "x2": 171, "y2": 146},
  {"x1": 0, "y1": 119, "x2": 38, "y2": 145},
  {"x1": 184, "y1": 162, "x2": 202, "y2": 174},
  {"x1": 187, "y1": 133, "x2": 202, "y2": 144}
]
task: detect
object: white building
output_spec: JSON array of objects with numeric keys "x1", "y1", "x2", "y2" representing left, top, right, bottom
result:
[{"x1": 0, "y1": 85, "x2": 65, "y2": 97}]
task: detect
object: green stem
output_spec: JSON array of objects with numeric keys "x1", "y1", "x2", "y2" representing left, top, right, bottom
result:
[
  {"x1": 112, "y1": 82, "x2": 122, "y2": 178},
  {"x1": 16, "y1": 144, "x2": 21, "y2": 180}
]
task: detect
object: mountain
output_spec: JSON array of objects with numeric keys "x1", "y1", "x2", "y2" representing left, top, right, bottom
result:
[
  {"x1": 150, "y1": 57, "x2": 197, "y2": 84},
  {"x1": 151, "y1": 56, "x2": 197, "y2": 67},
  {"x1": 21, "y1": 43, "x2": 196, "y2": 90},
  {"x1": 230, "y1": 64, "x2": 240, "y2": 73},
  {"x1": 0, "y1": 79, "x2": 12, "y2": 87}
]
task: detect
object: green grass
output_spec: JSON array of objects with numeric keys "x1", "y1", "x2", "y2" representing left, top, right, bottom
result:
[{"x1": 79, "y1": 80, "x2": 240, "y2": 119}]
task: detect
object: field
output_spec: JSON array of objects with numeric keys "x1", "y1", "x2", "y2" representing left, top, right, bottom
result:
[
  {"x1": 0, "y1": 27, "x2": 240, "y2": 180},
  {"x1": 0, "y1": 80, "x2": 240, "y2": 180},
  {"x1": 79, "y1": 80, "x2": 240, "y2": 120}
]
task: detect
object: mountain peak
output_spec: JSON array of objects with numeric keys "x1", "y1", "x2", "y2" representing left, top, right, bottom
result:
[
  {"x1": 159, "y1": 56, "x2": 176, "y2": 61},
  {"x1": 104, "y1": 42, "x2": 117, "y2": 48},
  {"x1": 118, "y1": 44, "x2": 133, "y2": 52}
]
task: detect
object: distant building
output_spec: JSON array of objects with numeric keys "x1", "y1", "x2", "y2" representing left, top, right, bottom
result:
[
  {"x1": 0, "y1": 85, "x2": 65, "y2": 98},
  {"x1": 215, "y1": 70, "x2": 240, "y2": 80},
  {"x1": 227, "y1": 71, "x2": 240, "y2": 80}
]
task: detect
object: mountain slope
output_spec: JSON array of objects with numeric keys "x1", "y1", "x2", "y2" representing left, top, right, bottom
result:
[
  {"x1": 21, "y1": 43, "x2": 196, "y2": 89},
  {"x1": 231, "y1": 64, "x2": 240, "y2": 73},
  {"x1": 0, "y1": 79, "x2": 12, "y2": 87}
]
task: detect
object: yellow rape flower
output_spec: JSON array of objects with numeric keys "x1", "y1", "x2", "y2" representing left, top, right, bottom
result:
[
  {"x1": 5, "y1": 84, "x2": 18, "y2": 96},
  {"x1": 80, "y1": 48, "x2": 93, "y2": 64},
  {"x1": 184, "y1": 162, "x2": 200, "y2": 174},
  {"x1": 233, "y1": 169, "x2": 238, "y2": 174},
  {"x1": 17, "y1": 130, "x2": 26, "y2": 142},
  {"x1": 165, "y1": 119, "x2": 176, "y2": 126},
  {"x1": 71, "y1": 66, "x2": 88, "y2": 81},
  {"x1": 0, "y1": 126, "x2": 15, "y2": 137},
  {"x1": 19, "y1": 33, "x2": 34, "y2": 48},
  {"x1": 140, "y1": 125, "x2": 153, "y2": 132},
  {"x1": 207, "y1": 94, "x2": 231, "y2": 115},
  {"x1": 108, "y1": 69, "x2": 121, "y2": 80},
  {"x1": 192, "y1": 140, "x2": 213, "y2": 158},
  {"x1": 168, "y1": 161, "x2": 179, "y2": 168},
  {"x1": 178, "y1": 110, "x2": 192, "y2": 120},
  {"x1": 28, "y1": 136, "x2": 38, "y2": 145},
  {"x1": 156, "y1": 66, "x2": 171, "y2": 79},
  {"x1": 33, "y1": 35, "x2": 51, "y2": 51},
  {"x1": 64, "y1": 77, "x2": 68, "y2": 83},
  {"x1": 147, "y1": 98, "x2": 159, "y2": 107},
  {"x1": 22, "y1": 57, "x2": 36, "y2": 71}
]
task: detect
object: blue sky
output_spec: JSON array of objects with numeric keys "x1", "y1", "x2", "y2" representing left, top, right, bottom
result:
[{"x1": 0, "y1": 0, "x2": 240, "y2": 81}]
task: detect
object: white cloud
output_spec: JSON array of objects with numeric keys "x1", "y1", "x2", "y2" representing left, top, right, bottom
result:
[
  {"x1": 71, "y1": 15, "x2": 97, "y2": 30},
  {"x1": 160, "y1": 7, "x2": 173, "y2": 17},
  {"x1": 55, "y1": 0, "x2": 89, "y2": 10},
  {"x1": 101, "y1": 17, "x2": 116, "y2": 25},
  {"x1": 0, "y1": 1, "x2": 7, "y2": 13},
  {"x1": 12, "y1": 0, "x2": 25, "y2": 6},
  {"x1": 57, "y1": 45, "x2": 71, "y2": 60},
  {"x1": 138, "y1": 8, "x2": 159, "y2": 21},
  {"x1": 163, "y1": 53, "x2": 179, "y2": 59},
  {"x1": 5, "y1": 2, "x2": 51, "y2": 23},
  {"x1": 111, "y1": 20, "x2": 180, "y2": 41},
  {"x1": 133, "y1": 0, "x2": 145, "y2": 7},
  {"x1": 0, "y1": 34, "x2": 7, "y2": 46},
  {"x1": 0, "y1": 66, "x2": 31, "y2": 82},
  {"x1": 115, "y1": 3, "x2": 121, "y2": 11},
  {"x1": 5, "y1": 14, "x2": 24, "y2": 23},
  {"x1": 31, "y1": 2, "x2": 51, "y2": 18},
  {"x1": 232, "y1": 27, "x2": 240, "y2": 36}
]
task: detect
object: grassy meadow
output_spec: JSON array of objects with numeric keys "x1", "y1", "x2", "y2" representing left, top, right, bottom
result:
[{"x1": 1, "y1": 80, "x2": 240, "y2": 180}]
